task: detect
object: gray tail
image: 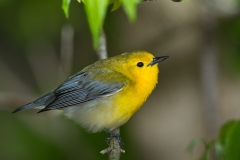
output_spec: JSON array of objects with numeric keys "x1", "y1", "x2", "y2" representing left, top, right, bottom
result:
[{"x1": 12, "y1": 92, "x2": 55, "y2": 113}]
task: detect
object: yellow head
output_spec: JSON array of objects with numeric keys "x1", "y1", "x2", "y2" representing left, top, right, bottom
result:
[{"x1": 110, "y1": 51, "x2": 168, "y2": 84}]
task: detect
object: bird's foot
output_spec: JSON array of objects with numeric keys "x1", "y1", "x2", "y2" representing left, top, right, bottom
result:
[{"x1": 104, "y1": 128, "x2": 124, "y2": 148}]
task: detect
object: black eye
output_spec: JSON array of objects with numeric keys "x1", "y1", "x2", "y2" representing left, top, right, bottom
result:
[{"x1": 137, "y1": 62, "x2": 144, "y2": 67}]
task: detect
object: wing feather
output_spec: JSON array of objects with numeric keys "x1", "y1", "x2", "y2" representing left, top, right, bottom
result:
[{"x1": 39, "y1": 71, "x2": 126, "y2": 112}]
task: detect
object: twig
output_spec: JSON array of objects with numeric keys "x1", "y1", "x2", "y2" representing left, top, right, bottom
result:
[
  {"x1": 100, "y1": 128, "x2": 125, "y2": 160},
  {"x1": 97, "y1": 31, "x2": 124, "y2": 159},
  {"x1": 97, "y1": 30, "x2": 107, "y2": 60},
  {"x1": 200, "y1": 9, "x2": 219, "y2": 140}
]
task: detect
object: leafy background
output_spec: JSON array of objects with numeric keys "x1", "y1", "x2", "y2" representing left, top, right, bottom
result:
[{"x1": 1, "y1": 0, "x2": 240, "y2": 160}]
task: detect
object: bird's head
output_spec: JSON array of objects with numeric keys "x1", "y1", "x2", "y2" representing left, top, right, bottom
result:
[{"x1": 117, "y1": 51, "x2": 169, "y2": 82}]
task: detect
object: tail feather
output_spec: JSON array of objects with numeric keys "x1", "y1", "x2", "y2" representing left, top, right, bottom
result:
[{"x1": 12, "y1": 92, "x2": 55, "y2": 113}]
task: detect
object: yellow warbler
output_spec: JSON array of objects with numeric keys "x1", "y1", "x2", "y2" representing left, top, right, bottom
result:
[{"x1": 13, "y1": 51, "x2": 168, "y2": 146}]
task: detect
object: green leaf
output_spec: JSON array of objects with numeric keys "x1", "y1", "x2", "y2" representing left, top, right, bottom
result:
[
  {"x1": 190, "y1": 120, "x2": 240, "y2": 160},
  {"x1": 84, "y1": 0, "x2": 108, "y2": 48},
  {"x1": 122, "y1": 0, "x2": 140, "y2": 21},
  {"x1": 202, "y1": 140, "x2": 216, "y2": 160},
  {"x1": 215, "y1": 142, "x2": 225, "y2": 160},
  {"x1": 111, "y1": 0, "x2": 122, "y2": 11},
  {"x1": 62, "y1": 0, "x2": 71, "y2": 18},
  {"x1": 80, "y1": 0, "x2": 140, "y2": 48},
  {"x1": 218, "y1": 120, "x2": 240, "y2": 160},
  {"x1": 186, "y1": 138, "x2": 203, "y2": 153}
]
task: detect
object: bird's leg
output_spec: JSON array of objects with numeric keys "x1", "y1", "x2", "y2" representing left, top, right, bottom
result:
[{"x1": 103, "y1": 128, "x2": 124, "y2": 148}]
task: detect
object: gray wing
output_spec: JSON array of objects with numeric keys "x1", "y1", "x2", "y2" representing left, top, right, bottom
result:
[{"x1": 39, "y1": 71, "x2": 125, "y2": 112}]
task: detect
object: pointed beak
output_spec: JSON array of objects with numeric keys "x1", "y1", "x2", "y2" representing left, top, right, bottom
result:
[{"x1": 147, "y1": 56, "x2": 169, "y2": 66}]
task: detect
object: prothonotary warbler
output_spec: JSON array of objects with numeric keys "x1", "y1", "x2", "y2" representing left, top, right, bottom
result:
[{"x1": 13, "y1": 50, "x2": 168, "y2": 147}]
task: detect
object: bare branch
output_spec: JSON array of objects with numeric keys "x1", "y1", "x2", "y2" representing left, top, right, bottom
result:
[
  {"x1": 200, "y1": 10, "x2": 220, "y2": 140},
  {"x1": 97, "y1": 30, "x2": 107, "y2": 60},
  {"x1": 100, "y1": 128, "x2": 125, "y2": 160}
]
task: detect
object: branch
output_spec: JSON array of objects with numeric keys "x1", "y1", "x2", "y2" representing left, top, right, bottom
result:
[
  {"x1": 97, "y1": 31, "x2": 124, "y2": 159},
  {"x1": 200, "y1": 8, "x2": 219, "y2": 143},
  {"x1": 100, "y1": 128, "x2": 125, "y2": 160},
  {"x1": 97, "y1": 30, "x2": 107, "y2": 60}
]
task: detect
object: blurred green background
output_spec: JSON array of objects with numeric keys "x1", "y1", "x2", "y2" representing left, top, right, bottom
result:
[{"x1": 1, "y1": 0, "x2": 240, "y2": 160}]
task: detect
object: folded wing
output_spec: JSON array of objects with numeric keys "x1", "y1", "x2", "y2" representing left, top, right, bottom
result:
[{"x1": 38, "y1": 71, "x2": 125, "y2": 112}]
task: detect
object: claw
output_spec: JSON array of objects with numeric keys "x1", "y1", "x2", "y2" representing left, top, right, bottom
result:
[
  {"x1": 106, "y1": 137, "x2": 111, "y2": 145},
  {"x1": 104, "y1": 128, "x2": 124, "y2": 148}
]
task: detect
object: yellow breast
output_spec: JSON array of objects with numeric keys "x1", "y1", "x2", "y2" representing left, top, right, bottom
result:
[{"x1": 109, "y1": 65, "x2": 159, "y2": 127}]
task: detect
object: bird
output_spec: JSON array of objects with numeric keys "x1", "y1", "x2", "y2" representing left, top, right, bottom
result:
[{"x1": 13, "y1": 50, "x2": 168, "y2": 147}]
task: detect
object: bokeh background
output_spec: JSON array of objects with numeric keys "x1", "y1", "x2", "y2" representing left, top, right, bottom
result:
[{"x1": 1, "y1": 0, "x2": 240, "y2": 159}]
